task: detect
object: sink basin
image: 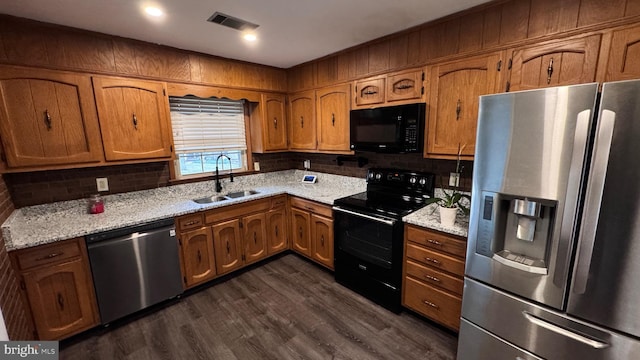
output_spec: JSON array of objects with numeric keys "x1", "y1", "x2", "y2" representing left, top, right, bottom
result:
[
  {"x1": 226, "y1": 190, "x2": 260, "y2": 199},
  {"x1": 192, "y1": 195, "x2": 230, "y2": 204}
]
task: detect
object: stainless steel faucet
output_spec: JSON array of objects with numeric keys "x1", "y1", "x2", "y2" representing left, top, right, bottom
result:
[{"x1": 215, "y1": 154, "x2": 234, "y2": 192}]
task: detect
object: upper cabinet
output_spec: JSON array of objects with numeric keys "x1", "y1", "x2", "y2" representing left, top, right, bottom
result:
[
  {"x1": 353, "y1": 68, "x2": 425, "y2": 108},
  {"x1": 92, "y1": 76, "x2": 173, "y2": 161},
  {"x1": 425, "y1": 52, "x2": 505, "y2": 160},
  {"x1": 0, "y1": 66, "x2": 103, "y2": 168},
  {"x1": 606, "y1": 24, "x2": 640, "y2": 81},
  {"x1": 251, "y1": 93, "x2": 288, "y2": 153},
  {"x1": 316, "y1": 84, "x2": 351, "y2": 152},
  {"x1": 508, "y1": 35, "x2": 601, "y2": 91},
  {"x1": 288, "y1": 91, "x2": 316, "y2": 150}
]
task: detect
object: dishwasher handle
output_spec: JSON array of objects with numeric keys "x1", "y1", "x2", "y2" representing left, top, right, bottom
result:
[{"x1": 86, "y1": 218, "x2": 176, "y2": 244}]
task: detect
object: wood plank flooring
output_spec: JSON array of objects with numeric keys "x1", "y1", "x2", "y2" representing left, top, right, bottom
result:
[{"x1": 61, "y1": 254, "x2": 458, "y2": 360}]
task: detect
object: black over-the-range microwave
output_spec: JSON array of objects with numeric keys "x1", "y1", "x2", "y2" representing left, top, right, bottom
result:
[{"x1": 349, "y1": 103, "x2": 426, "y2": 153}]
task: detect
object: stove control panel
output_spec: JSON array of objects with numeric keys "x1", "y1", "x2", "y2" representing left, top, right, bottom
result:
[{"x1": 366, "y1": 168, "x2": 435, "y2": 196}]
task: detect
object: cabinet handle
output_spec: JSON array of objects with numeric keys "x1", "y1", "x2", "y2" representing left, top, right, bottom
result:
[
  {"x1": 273, "y1": 117, "x2": 278, "y2": 129},
  {"x1": 197, "y1": 249, "x2": 202, "y2": 263},
  {"x1": 395, "y1": 83, "x2": 414, "y2": 90},
  {"x1": 226, "y1": 242, "x2": 230, "y2": 254},
  {"x1": 427, "y1": 239, "x2": 442, "y2": 246},
  {"x1": 36, "y1": 252, "x2": 64, "y2": 261},
  {"x1": 44, "y1": 110, "x2": 52, "y2": 130},
  {"x1": 253, "y1": 232, "x2": 257, "y2": 243},
  {"x1": 299, "y1": 226, "x2": 303, "y2": 238},
  {"x1": 425, "y1": 257, "x2": 441, "y2": 265},
  {"x1": 547, "y1": 58, "x2": 554, "y2": 84},
  {"x1": 57, "y1": 293, "x2": 64, "y2": 310},
  {"x1": 275, "y1": 225, "x2": 278, "y2": 237},
  {"x1": 300, "y1": 116, "x2": 304, "y2": 128},
  {"x1": 425, "y1": 274, "x2": 441, "y2": 283},
  {"x1": 423, "y1": 299, "x2": 439, "y2": 309},
  {"x1": 331, "y1": 113, "x2": 335, "y2": 126},
  {"x1": 132, "y1": 113, "x2": 138, "y2": 130},
  {"x1": 184, "y1": 220, "x2": 198, "y2": 226},
  {"x1": 456, "y1": 99, "x2": 461, "y2": 120},
  {"x1": 320, "y1": 235, "x2": 324, "y2": 246},
  {"x1": 363, "y1": 89, "x2": 378, "y2": 95}
]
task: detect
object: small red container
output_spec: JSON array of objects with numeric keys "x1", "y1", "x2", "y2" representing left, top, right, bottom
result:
[{"x1": 88, "y1": 194, "x2": 104, "y2": 214}]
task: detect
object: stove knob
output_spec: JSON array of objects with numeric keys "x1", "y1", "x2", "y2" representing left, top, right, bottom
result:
[
  {"x1": 409, "y1": 176, "x2": 417, "y2": 184},
  {"x1": 375, "y1": 173, "x2": 382, "y2": 180},
  {"x1": 419, "y1": 178, "x2": 427, "y2": 185},
  {"x1": 368, "y1": 172, "x2": 375, "y2": 179}
]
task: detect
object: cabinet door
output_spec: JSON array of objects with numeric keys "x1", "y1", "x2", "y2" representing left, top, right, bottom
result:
[
  {"x1": 267, "y1": 208, "x2": 288, "y2": 254},
  {"x1": 316, "y1": 84, "x2": 351, "y2": 152},
  {"x1": 179, "y1": 227, "x2": 215, "y2": 288},
  {"x1": 354, "y1": 78, "x2": 385, "y2": 106},
  {"x1": 289, "y1": 91, "x2": 316, "y2": 150},
  {"x1": 262, "y1": 93, "x2": 288, "y2": 151},
  {"x1": 311, "y1": 214, "x2": 334, "y2": 269},
  {"x1": 426, "y1": 52, "x2": 504, "y2": 159},
  {"x1": 290, "y1": 207, "x2": 311, "y2": 256},
  {"x1": 509, "y1": 35, "x2": 601, "y2": 91},
  {"x1": 243, "y1": 213, "x2": 267, "y2": 264},
  {"x1": 92, "y1": 76, "x2": 173, "y2": 161},
  {"x1": 212, "y1": 219, "x2": 243, "y2": 275},
  {"x1": 386, "y1": 69, "x2": 424, "y2": 102},
  {"x1": 0, "y1": 67, "x2": 103, "y2": 167},
  {"x1": 23, "y1": 258, "x2": 98, "y2": 340},
  {"x1": 606, "y1": 24, "x2": 640, "y2": 81}
]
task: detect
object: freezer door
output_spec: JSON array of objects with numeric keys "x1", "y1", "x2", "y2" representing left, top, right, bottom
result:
[
  {"x1": 457, "y1": 319, "x2": 543, "y2": 360},
  {"x1": 461, "y1": 278, "x2": 640, "y2": 360},
  {"x1": 568, "y1": 79, "x2": 640, "y2": 338},
  {"x1": 466, "y1": 83, "x2": 599, "y2": 309}
]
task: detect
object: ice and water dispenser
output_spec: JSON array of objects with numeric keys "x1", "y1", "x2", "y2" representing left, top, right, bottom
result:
[{"x1": 476, "y1": 191, "x2": 556, "y2": 274}]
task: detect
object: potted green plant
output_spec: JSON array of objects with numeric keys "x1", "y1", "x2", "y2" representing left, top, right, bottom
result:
[{"x1": 426, "y1": 188, "x2": 470, "y2": 227}]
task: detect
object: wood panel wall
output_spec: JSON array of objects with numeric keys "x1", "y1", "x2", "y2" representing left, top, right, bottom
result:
[
  {"x1": 288, "y1": 0, "x2": 640, "y2": 92},
  {"x1": 0, "y1": 15, "x2": 287, "y2": 92}
]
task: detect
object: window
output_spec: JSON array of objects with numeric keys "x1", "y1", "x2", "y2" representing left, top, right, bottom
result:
[{"x1": 169, "y1": 96, "x2": 247, "y2": 179}]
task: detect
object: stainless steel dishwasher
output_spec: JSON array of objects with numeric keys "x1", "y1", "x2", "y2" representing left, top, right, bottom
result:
[{"x1": 86, "y1": 218, "x2": 183, "y2": 324}]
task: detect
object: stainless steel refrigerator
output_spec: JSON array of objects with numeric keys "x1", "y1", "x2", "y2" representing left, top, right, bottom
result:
[{"x1": 458, "y1": 80, "x2": 640, "y2": 360}]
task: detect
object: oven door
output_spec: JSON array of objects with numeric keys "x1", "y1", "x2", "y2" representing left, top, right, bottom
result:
[{"x1": 333, "y1": 206, "x2": 404, "y2": 311}]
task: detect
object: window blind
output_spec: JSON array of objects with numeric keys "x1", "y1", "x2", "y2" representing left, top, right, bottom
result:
[{"x1": 169, "y1": 96, "x2": 246, "y2": 153}]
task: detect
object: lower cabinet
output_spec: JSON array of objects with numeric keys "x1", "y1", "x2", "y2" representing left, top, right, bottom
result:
[
  {"x1": 212, "y1": 218, "x2": 244, "y2": 275},
  {"x1": 402, "y1": 224, "x2": 467, "y2": 331},
  {"x1": 289, "y1": 197, "x2": 334, "y2": 269},
  {"x1": 266, "y1": 196, "x2": 288, "y2": 254},
  {"x1": 10, "y1": 238, "x2": 99, "y2": 340}
]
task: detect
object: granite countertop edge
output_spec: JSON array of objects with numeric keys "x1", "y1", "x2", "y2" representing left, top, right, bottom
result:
[{"x1": 3, "y1": 170, "x2": 469, "y2": 251}]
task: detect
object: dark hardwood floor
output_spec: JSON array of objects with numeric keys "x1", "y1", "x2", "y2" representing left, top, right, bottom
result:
[{"x1": 61, "y1": 254, "x2": 458, "y2": 360}]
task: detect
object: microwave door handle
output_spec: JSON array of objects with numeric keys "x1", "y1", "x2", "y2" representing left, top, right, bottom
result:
[
  {"x1": 573, "y1": 110, "x2": 615, "y2": 294},
  {"x1": 553, "y1": 110, "x2": 591, "y2": 287}
]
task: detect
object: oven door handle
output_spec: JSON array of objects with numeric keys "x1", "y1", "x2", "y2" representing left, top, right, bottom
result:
[{"x1": 332, "y1": 206, "x2": 396, "y2": 225}]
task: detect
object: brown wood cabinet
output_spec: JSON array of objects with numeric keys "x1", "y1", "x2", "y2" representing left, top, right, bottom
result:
[
  {"x1": 242, "y1": 212, "x2": 268, "y2": 264},
  {"x1": 606, "y1": 24, "x2": 640, "y2": 81},
  {"x1": 176, "y1": 214, "x2": 216, "y2": 288},
  {"x1": 402, "y1": 225, "x2": 467, "y2": 331},
  {"x1": 354, "y1": 77, "x2": 385, "y2": 106},
  {"x1": 266, "y1": 195, "x2": 288, "y2": 254},
  {"x1": 353, "y1": 68, "x2": 425, "y2": 108},
  {"x1": 92, "y1": 76, "x2": 173, "y2": 161},
  {"x1": 425, "y1": 52, "x2": 505, "y2": 160},
  {"x1": 212, "y1": 218, "x2": 244, "y2": 275},
  {"x1": 509, "y1": 34, "x2": 601, "y2": 91},
  {"x1": 0, "y1": 66, "x2": 103, "y2": 168},
  {"x1": 11, "y1": 238, "x2": 99, "y2": 340},
  {"x1": 252, "y1": 93, "x2": 288, "y2": 152},
  {"x1": 316, "y1": 84, "x2": 351, "y2": 152},
  {"x1": 289, "y1": 197, "x2": 334, "y2": 269},
  {"x1": 288, "y1": 91, "x2": 316, "y2": 150}
]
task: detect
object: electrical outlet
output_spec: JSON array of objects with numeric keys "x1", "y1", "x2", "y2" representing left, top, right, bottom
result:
[
  {"x1": 254, "y1": 162, "x2": 260, "y2": 171},
  {"x1": 449, "y1": 172, "x2": 460, "y2": 187},
  {"x1": 304, "y1": 160, "x2": 310, "y2": 169},
  {"x1": 96, "y1": 177, "x2": 109, "y2": 192}
]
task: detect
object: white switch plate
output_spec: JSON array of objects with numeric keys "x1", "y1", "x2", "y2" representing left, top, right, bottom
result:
[
  {"x1": 96, "y1": 177, "x2": 109, "y2": 192},
  {"x1": 254, "y1": 162, "x2": 260, "y2": 171},
  {"x1": 304, "y1": 160, "x2": 310, "y2": 169},
  {"x1": 449, "y1": 172, "x2": 460, "y2": 187}
]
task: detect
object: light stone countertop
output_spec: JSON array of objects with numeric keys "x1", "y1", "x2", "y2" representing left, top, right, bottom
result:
[
  {"x1": 2, "y1": 170, "x2": 471, "y2": 251},
  {"x1": 402, "y1": 188, "x2": 470, "y2": 238}
]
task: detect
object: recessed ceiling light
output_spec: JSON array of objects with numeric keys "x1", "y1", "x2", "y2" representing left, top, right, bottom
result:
[
  {"x1": 243, "y1": 33, "x2": 257, "y2": 42},
  {"x1": 144, "y1": 6, "x2": 164, "y2": 17}
]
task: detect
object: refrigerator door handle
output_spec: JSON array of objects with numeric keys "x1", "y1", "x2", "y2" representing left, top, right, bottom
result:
[
  {"x1": 553, "y1": 109, "x2": 592, "y2": 287},
  {"x1": 522, "y1": 312, "x2": 610, "y2": 349},
  {"x1": 573, "y1": 110, "x2": 615, "y2": 294}
]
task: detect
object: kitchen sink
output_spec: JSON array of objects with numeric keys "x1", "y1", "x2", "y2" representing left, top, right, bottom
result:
[
  {"x1": 226, "y1": 190, "x2": 260, "y2": 198},
  {"x1": 192, "y1": 195, "x2": 230, "y2": 204}
]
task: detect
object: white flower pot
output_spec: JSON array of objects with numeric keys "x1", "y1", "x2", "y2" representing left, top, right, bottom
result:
[{"x1": 439, "y1": 206, "x2": 458, "y2": 227}]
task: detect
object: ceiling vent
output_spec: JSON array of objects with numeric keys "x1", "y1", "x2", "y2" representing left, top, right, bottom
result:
[{"x1": 207, "y1": 12, "x2": 259, "y2": 31}]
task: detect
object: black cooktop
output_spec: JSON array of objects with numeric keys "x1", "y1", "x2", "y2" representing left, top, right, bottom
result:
[{"x1": 334, "y1": 168, "x2": 436, "y2": 219}]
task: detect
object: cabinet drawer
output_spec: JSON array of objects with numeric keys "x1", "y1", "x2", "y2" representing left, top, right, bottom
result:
[
  {"x1": 205, "y1": 199, "x2": 270, "y2": 224},
  {"x1": 14, "y1": 238, "x2": 82, "y2": 271},
  {"x1": 406, "y1": 243, "x2": 465, "y2": 276},
  {"x1": 290, "y1": 197, "x2": 332, "y2": 218},
  {"x1": 271, "y1": 195, "x2": 287, "y2": 209},
  {"x1": 406, "y1": 225, "x2": 467, "y2": 258},
  {"x1": 403, "y1": 276, "x2": 462, "y2": 331},
  {"x1": 405, "y1": 259, "x2": 463, "y2": 295},
  {"x1": 177, "y1": 213, "x2": 204, "y2": 231}
]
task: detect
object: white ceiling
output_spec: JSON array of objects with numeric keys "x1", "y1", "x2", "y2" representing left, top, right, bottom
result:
[{"x1": 0, "y1": 0, "x2": 492, "y2": 68}]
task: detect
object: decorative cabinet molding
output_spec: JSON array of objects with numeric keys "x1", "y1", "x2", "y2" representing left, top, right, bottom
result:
[
  {"x1": 606, "y1": 24, "x2": 640, "y2": 81},
  {"x1": 251, "y1": 93, "x2": 288, "y2": 152},
  {"x1": 352, "y1": 68, "x2": 425, "y2": 108},
  {"x1": 316, "y1": 84, "x2": 351, "y2": 152},
  {"x1": 354, "y1": 77, "x2": 385, "y2": 106},
  {"x1": 288, "y1": 91, "x2": 316, "y2": 150}
]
